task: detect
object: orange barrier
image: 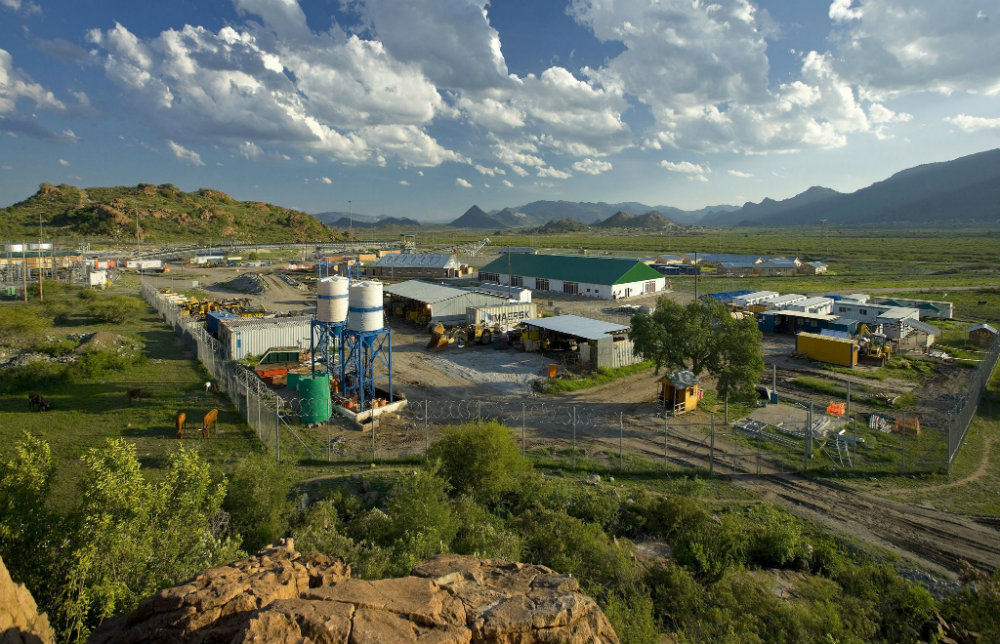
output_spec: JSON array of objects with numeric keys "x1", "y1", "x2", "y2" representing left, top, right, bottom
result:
[{"x1": 826, "y1": 402, "x2": 846, "y2": 417}]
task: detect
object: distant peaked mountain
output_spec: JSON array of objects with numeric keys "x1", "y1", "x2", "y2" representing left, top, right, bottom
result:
[
  {"x1": 515, "y1": 200, "x2": 652, "y2": 224},
  {"x1": 704, "y1": 186, "x2": 842, "y2": 227},
  {"x1": 313, "y1": 211, "x2": 377, "y2": 225},
  {"x1": 492, "y1": 207, "x2": 545, "y2": 228},
  {"x1": 325, "y1": 215, "x2": 421, "y2": 228},
  {"x1": 449, "y1": 204, "x2": 499, "y2": 228},
  {"x1": 705, "y1": 148, "x2": 1000, "y2": 227}
]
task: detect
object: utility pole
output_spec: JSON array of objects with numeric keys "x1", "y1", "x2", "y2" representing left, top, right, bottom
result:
[{"x1": 37, "y1": 214, "x2": 44, "y2": 301}]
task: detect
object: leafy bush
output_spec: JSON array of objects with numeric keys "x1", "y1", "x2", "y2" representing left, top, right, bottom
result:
[
  {"x1": 224, "y1": 453, "x2": 295, "y2": 552},
  {"x1": 69, "y1": 346, "x2": 145, "y2": 381},
  {"x1": 58, "y1": 440, "x2": 243, "y2": 642},
  {"x1": 291, "y1": 500, "x2": 360, "y2": 563},
  {"x1": 450, "y1": 495, "x2": 522, "y2": 560},
  {"x1": 0, "y1": 359, "x2": 67, "y2": 393},
  {"x1": 88, "y1": 295, "x2": 144, "y2": 324},
  {"x1": 427, "y1": 422, "x2": 528, "y2": 505},
  {"x1": 0, "y1": 306, "x2": 48, "y2": 337}
]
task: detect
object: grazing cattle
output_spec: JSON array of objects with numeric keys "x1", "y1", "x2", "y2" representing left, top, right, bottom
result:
[
  {"x1": 28, "y1": 393, "x2": 50, "y2": 412},
  {"x1": 176, "y1": 412, "x2": 186, "y2": 439},
  {"x1": 201, "y1": 409, "x2": 219, "y2": 438},
  {"x1": 126, "y1": 388, "x2": 142, "y2": 405}
]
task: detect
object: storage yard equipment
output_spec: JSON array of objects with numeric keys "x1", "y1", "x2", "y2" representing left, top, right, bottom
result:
[{"x1": 796, "y1": 331, "x2": 858, "y2": 367}]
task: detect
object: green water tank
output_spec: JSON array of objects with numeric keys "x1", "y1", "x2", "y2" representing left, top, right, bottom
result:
[{"x1": 297, "y1": 373, "x2": 331, "y2": 424}]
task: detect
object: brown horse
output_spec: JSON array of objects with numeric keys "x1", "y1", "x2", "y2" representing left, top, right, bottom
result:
[
  {"x1": 126, "y1": 388, "x2": 142, "y2": 405},
  {"x1": 176, "y1": 412, "x2": 186, "y2": 439},
  {"x1": 201, "y1": 409, "x2": 218, "y2": 438},
  {"x1": 28, "y1": 393, "x2": 50, "y2": 411}
]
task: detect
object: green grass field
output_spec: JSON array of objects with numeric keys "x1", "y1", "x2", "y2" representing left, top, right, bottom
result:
[{"x1": 0, "y1": 290, "x2": 262, "y2": 509}]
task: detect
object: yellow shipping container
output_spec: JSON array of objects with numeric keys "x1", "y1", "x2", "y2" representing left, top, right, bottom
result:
[{"x1": 796, "y1": 332, "x2": 858, "y2": 367}]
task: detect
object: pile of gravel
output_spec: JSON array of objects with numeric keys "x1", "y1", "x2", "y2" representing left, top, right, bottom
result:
[{"x1": 223, "y1": 273, "x2": 268, "y2": 295}]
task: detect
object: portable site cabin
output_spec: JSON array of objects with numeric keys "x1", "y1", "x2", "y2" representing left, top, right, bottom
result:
[
  {"x1": 796, "y1": 332, "x2": 858, "y2": 367},
  {"x1": 659, "y1": 370, "x2": 700, "y2": 415}
]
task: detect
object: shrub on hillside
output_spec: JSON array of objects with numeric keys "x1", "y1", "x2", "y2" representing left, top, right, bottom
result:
[{"x1": 427, "y1": 421, "x2": 528, "y2": 505}]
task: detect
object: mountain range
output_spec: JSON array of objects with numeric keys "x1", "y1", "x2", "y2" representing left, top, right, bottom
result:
[{"x1": 438, "y1": 148, "x2": 1000, "y2": 229}]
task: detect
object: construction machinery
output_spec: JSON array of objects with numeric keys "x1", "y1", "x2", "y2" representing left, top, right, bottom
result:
[
  {"x1": 858, "y1": 323, "x2": 893, "y2": 366},
  {"x1": 426, "y1": 321, "x2": 504, "y2": 350}
]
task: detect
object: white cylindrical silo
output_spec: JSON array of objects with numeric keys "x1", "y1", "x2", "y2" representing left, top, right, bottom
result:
[
  {"x1": 348, "y1": 281, "x2": 384, "y2": 332},
  {"x1": 317, "y1": 276, "x2": 350, "y2": 323}
]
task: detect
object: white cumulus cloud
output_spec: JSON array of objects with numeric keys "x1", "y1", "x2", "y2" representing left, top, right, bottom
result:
[
  {"x1": 946, "y1": 114, "x2": 1000, "y2": 133},
  {"x1": 456, "y1": 177, "x2": 472, "y2": 188},
  {"x1": 572, "y1": 158, "x2": 612, "y2": 175},
  {"x1": 167, "y1": 140, "x2": 205, "y2": 166},
  {"x1": 727, "y1": 169, "x2": 753, "y2": 178},
  {"x1": 660, "y1": 160, "x2": 710, "y2": 182},
  {"x1": 320, "y1": 176, "x2": 332, "y2": 184},
  {"x1": 58, "y1": 159, "x2": 69, "y2": 166}
]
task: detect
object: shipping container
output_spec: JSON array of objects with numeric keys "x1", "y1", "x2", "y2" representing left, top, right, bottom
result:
[
  {"x1": 466, "y1": 302, "x2": 537, "y2": 327},
  {"x1": 125, "y1": 259, "x2": 164, "y2": 271},
  {"x1": 218, "y1": 316, "x2": 313, "y2": 360},
  {"x1": 88, "y1": 270, "x2": 107, "y2": 287},
  {"x1": 796, "y1": 331, "x2": 858, "y2": 367},
  {"x1": 206, "y1": 310, "x2": 237, "y2": 336}
]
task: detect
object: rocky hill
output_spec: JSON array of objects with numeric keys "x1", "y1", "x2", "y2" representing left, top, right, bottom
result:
[
  {"x1": 0, "y1": 183, "x2": 340, "y2": 243},
  {"x1": 594, "y1": 209, "x2": 680, "y2": 230},
  {"x1": 87, "y1": 539, "x2": 618, "y2": 644},
  {"x1": 532, "y1": 217, "x2": 592, "y2": 233}
]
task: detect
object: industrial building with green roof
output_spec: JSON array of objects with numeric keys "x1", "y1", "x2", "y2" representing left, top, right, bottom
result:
[{"x1": 477, "y1": 253, "x2": 666, "y2": 300}]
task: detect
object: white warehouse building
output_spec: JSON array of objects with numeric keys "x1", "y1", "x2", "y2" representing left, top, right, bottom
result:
[{"x1": 477, "y1": 254, "x2": 666, "y2": 300}]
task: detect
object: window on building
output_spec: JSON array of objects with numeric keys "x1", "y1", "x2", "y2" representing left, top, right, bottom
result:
[
  {"x1": 510, "y1": 275, "x2": 523, "y2": 287},
  {"x1": 564, "y1": 281, "x2": 578, "y2": 295},
  {"x1": 536, "y1": 278, "x2": 549, "y2": 291},
  {"x1": 480, "y1": 272, "x2": 499, "y2": 283},
  {"x1": 644, "y1": 281, "x2": 656, "y2": 293}
]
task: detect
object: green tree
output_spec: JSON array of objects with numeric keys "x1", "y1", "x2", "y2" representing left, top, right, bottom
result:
[
  {"x1": 59, "y1": 439, "x2": 242, "y2": 642},
  {"x1": 427, "y1": 421, "x2": 528, "y2": 505},
  {"x1": 629, "y1": 297, "x2": 763, "y2": 403},
  {"x1": 224, "y1": 453, "x2": 294, "y2": 552},
  {"x1": 0, "y1": 433, "x2": 58, "y2": 604}
]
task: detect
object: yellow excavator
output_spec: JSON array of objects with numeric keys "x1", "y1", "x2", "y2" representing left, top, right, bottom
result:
[{"x1": 858, "y1": 323, "x2": 892, "y2": 366}]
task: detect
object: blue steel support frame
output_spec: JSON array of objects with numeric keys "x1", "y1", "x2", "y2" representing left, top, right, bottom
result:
[
  {"x1": 342, "y1": 328, "x2": 392, "y2": 412},
  {"x1": 310, "y1": 320, "x2": 346, "y2": 380},
  {"x1": 318, "y1": 259, "x2": 361, "y2": 280}
]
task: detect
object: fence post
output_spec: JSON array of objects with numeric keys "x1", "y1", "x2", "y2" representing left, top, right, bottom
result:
[
  {"x1": 804, "y1": 403, "x2": 813, "y2": 472},
  {"x1": 619, "y1": 412, "x2": 624, "y2": 471},
  {"x1": 724, "y1": 395, "x2": 729, "y2": 425},
  {"x1": 371, "y1": 405, "x2": 376, "y2": 464},
  {"x1": 275, "y1": 396, "x2": 280, "y2": 463},
  {"x1": 425, "y1": 400, "x2": 430, "y2": 456},
  {"x1": 664, "y1": 411, "x2": 669, "y2": 470},
  {"x1": 572, "y1": 406, "x2": 577, "y2": 469},
  {"x1": 522, "y1": 404, "x2": 527, "y2": 459},
  {"x1": 710, "y1": 416, "x2": 715, "y2": 476}
]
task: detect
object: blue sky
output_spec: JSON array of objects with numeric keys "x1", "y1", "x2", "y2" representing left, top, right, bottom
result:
[{"x1": 2, "y1": 0, "x2": 999, "y2": 221}]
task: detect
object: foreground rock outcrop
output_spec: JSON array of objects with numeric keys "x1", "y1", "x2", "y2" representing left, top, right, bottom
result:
[
  {"x1": 0, "y1": 554, "x2": 54, "y2": 644},
  {"x1": 88, "y1": 539, "x2": 619, "y2": 644}
]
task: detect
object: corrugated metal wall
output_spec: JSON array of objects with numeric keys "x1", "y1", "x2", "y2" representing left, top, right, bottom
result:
[{"x1": 221, "y1": 318, "x2": 313, "y2": 360}]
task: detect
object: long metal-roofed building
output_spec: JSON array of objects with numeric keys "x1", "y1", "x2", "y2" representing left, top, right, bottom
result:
[
  {"x1": 369, "y1": 253, "x2": 469, "y2": 280},
  {"x1": 521, "y1": 314, "x2": 641, "y2": 369},
  {"x1": 477, "y1": 253, "x2": 666, "y2": 300},
  {"x1": 384, "y1": 279, "x2": 511, "y2": 325},
  {"x1": 218, "y1": 315, "x2": 313, "y2": 360}
]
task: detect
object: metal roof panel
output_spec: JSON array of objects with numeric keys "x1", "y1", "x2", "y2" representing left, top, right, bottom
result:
[{"x1": 523, "y1": 314, "x2": 629, "y2": 340}]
